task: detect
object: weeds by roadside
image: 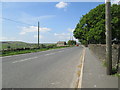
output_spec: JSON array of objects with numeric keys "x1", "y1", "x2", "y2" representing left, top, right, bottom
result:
[
  {"x1": 102, "y1": 60, "x2": 120, "y2": 77},
  {"x1": 0, "y1": 46, "x2": 70, "y2": 57}
]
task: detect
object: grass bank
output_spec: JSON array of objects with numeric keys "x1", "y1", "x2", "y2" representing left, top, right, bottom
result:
[
  {"x1": 102, "y1": 60, "x2": 120, "y2": 77},
  {"x1": 0, "y1": 46, "x2": 70, "y2": 57}
]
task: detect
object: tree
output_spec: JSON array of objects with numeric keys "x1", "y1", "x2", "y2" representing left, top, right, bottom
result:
[
  {"x1": 73, "y1": 4, "x2": 120, "y2": 44},
  {"x1": 7, "y1": 46, "x2": 11, "y2": 49},
  {"x1": 40, "y1": 44, "x2": 46, "y2": 48},
  {"x1": 68, "y1": 40, "x2": 76, "y2": 45}
]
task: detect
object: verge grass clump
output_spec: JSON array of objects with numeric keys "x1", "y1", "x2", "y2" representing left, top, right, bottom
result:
[
  {"x1": 1, "y1": 46, "x2": 71, "y2": 57},
  {"x1": 102, "y1": 59, "x2": 120, "y2": 77}
]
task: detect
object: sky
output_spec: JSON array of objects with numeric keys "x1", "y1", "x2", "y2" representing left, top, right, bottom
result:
[{"x1": 1, "y1": 1, "x2": 118, "y2": 43}]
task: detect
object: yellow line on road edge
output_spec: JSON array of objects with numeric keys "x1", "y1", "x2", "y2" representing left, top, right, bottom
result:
[{"x1": 78, "y1": 47, "x2": 86, "y2": 88}]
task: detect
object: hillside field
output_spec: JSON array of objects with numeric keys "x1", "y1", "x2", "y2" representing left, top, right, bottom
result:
[{"x1": 0, "y1": 41, "x2": 56, "y2": 50}]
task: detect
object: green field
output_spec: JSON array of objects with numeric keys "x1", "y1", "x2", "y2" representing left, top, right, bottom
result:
[
  {"x1": 0, "y1": 41, "x2": 69, "y2": 56},
  {"x1": 1, "y1": 41, "x2": 39, "y2": 50},
  {"x1": 0, "y1": 41, "x2": 58, "y2": 50}
]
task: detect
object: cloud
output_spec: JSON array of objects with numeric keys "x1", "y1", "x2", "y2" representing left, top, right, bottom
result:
[
  {"x1": 19, "y1": 26, "x2": 51, "y2": 35},
  {"x1": 111, "y1": 0, "x2": 120, "y2": 4},
  {"x1": 55, "y1": 2, "x2": 68, "y2": 9},
  {"x1": 54, "y1": 33, "x2": 70, "y2": 40},
  {"x1": 34, "y1": 35, "x2": 43, "y2": 39},
  {"x1": 68, "y1": 28, "x2": 75, "y2": 33},
  {"x1": 0, "y1": 37, "x2": 7, "y2": 40},
  {"x1": 0, "y1": 36, "x2": 21, "y2": 41},
  {"x1": 54, "y1": 33, "x2": 70, "y2": 36}
]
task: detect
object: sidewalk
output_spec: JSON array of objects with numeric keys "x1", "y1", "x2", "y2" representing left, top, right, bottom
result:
[{"x1": 81, "y1": 48, "x2": 118, "y2": 88}]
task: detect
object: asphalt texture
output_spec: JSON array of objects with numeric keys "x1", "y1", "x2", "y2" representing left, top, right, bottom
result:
[
  {"x1": 82, "y1": 48, "x2": 118, "y2": 88},
  {"x1": 2, "y1": 46, "x2": 83, "y2": 88}
]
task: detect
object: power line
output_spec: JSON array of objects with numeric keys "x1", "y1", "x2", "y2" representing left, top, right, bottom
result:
[
  {"x1": 0, "y1": 17, "x2": 54, "y2": 34},
  {"x1": 0, "y1": 17, "x2": 72, "y2": 42},
  {"x1": 0, "y1": 17, "x2": 36, "y2": 26}
]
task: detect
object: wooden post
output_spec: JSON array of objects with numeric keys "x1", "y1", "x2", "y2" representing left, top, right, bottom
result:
[
  {"x1": 38, "y1": 21, "x2": 40, "y2": 48},
  {"x1": 106, "y1": 0, "x2": 112, "y2": 75}
]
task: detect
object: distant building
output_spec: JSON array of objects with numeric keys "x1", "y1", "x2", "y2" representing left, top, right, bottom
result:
[{"x1": 57, "y1": 41, "x2": 67, "y2": 46}]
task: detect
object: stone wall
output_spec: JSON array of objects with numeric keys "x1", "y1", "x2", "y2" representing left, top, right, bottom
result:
[{"x1": 88, "y1": 44, "x2": 120, "y2": 67}]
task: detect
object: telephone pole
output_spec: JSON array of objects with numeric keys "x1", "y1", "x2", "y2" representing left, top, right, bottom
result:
[
  {"x1": 106, "y1": 0, "x2": 112, "y2": 75},
  {"x1": 38, "y1": 21, "x2": 40, "y2": 48}
]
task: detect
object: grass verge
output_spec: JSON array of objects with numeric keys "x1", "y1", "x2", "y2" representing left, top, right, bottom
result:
[
  {"x1": 102, "y1": 60, "x2": 120, "y2": 77},
  {"x1": 0, "y1": 46, "x2": 70, "y2": 57}
]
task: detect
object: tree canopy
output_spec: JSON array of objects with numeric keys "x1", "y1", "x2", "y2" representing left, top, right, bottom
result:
[
  {"x1": 68, "y1": 40, "x2": 76, "y2": 45},
  {"x1": 73, "y1": 4, "x2": 120, "y2": 44}
]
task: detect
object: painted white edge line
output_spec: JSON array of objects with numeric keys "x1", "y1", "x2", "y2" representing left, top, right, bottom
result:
[
  {"x1": 78, "y1": 47, "x2": 86, "y2": 88},
  {"x1": 1, "y1": 50, "x2": 51, "y2": 58}
]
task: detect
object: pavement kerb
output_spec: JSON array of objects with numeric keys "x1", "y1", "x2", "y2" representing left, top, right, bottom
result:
[
  {"x1": 77, "y1": 46, "x2": 86, "y2": 88},
  {"x1": 71, "y1": 46, "x2": 85, "y2": 88}
]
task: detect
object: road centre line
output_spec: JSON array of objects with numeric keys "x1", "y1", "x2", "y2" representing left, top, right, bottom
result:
[
  {"x1": 10, "y1": 50, "x2": 66, "y2": 63},
  {"x1": 12, "y1": 57, "x2": 38, "y2": 63},
  {"x1": 58, "y1": 50, "x2": 64, "y2": 52},
  {"x1": 6, "y1": 48, "x2": 74, "y2": 63},
  {"x1": 44, "y1": 53, "x2": 56, "y2": 56},
  {"x1": 44, "y1": 50, "x2": 66, "y2": 56}
]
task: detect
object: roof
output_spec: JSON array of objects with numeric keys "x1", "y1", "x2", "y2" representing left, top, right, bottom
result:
[{"x1": 57, "y1": 41, "x2": 66, "y2": 44}]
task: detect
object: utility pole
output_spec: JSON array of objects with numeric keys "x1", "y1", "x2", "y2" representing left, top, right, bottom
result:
[
  {"x1": 38, "y1": 21, "x2": 40, "y2": 48},
  {"x1": 106, "y1": 0, "x2": 112, "y2": 75}
]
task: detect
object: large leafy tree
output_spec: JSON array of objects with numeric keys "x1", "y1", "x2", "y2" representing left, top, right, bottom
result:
[
  {"x1": 68, "y1": 40, "x2": 76, "y2": 45},
  {"x1": 73, "y1": 4, "x2": 120, "y2": 44}
]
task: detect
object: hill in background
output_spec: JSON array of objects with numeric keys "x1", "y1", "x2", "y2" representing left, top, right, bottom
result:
[
  {"x1": 0, "y1": 41, "x2": 57, "y2": 50},
  {"x1": 0, "y1": 41, "x2": 37, "y2": 50}
]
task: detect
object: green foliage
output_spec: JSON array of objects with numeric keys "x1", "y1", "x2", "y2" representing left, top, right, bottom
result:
[
  {"x1": 1, "y1": 41, "x2": 57, "y2": 50},
  {"x1": 1, "y1": 41, "x2": 71, "y2": 56},
  {"x1": 45, "y1": 44, "x2": 56, "y2": 49},
  {"x1": 102, "y1": 59, "x2": 120, "y2": 76},
  {"x1": 68, "y1": 40, "x2": 76, "y2": 45},
  {"x1": 73, "y1": 4, "x2": 120, "y2": 44},
  {"x1": 1, "y1": 41, "x2": 37, "y2": 50},
  {"x1": 39, "y1": 44, "x2": 46, "y2": 48},
  {"x1": 102, "y1": 59, "x2": 107, "y2": 67},
  {"x1": 1, "y1": 46, "x2": 70, "y2": 57},
  {"x1": 7, "y1": 46, "x2": 11, "y2": 49}
]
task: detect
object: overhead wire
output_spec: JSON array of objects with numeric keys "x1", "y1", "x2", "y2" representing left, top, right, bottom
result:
[
  {"x1": 0, "y1": 17, "x2": 36, "y2": 26},
  {"x1": 0, "y1": 17, "x2": 54, "y2": 34}
]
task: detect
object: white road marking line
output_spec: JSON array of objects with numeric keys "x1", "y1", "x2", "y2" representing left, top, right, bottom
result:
[
  {"x1": 2, "y1": 55, "x2": 14, "y2": 58},
  {"x1": 50, "y1": 82, "x2": 60, "y2": 85},
  {"x1": 45, "y1": 53, "x2": 49, "y2": 56},
  {"x1": 58, "y1": 51, "x2": 62, "y2": 52},
  {"x1": 2, "y1": 53, "x2": 31, "y2": 58},
  {"x1": 44, "y1": 53, "x2": 56, "y2": 56},
  {"x1": 58, "y1": 50, "x2": 64, "y2": 53},
  {"x1": 94, "y1": 85, "x2": 97, "y2": 88},
  {"x1": 2, "y1": 49, "x2": 62, "y2": 58},
  {"x1": 12, "y1": 57, "x2": 38, "y2": 63},
  {"x1": 78, "y1": 48, "x2": 86, "y2": 88},
  {"x1": 51, "y1": 83, "x2": 55, "y2": 85}
]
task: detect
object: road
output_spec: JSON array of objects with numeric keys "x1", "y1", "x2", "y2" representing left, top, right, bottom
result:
[{"x1": 2, "y1": 46, "x2": 83, "y2": 88}]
